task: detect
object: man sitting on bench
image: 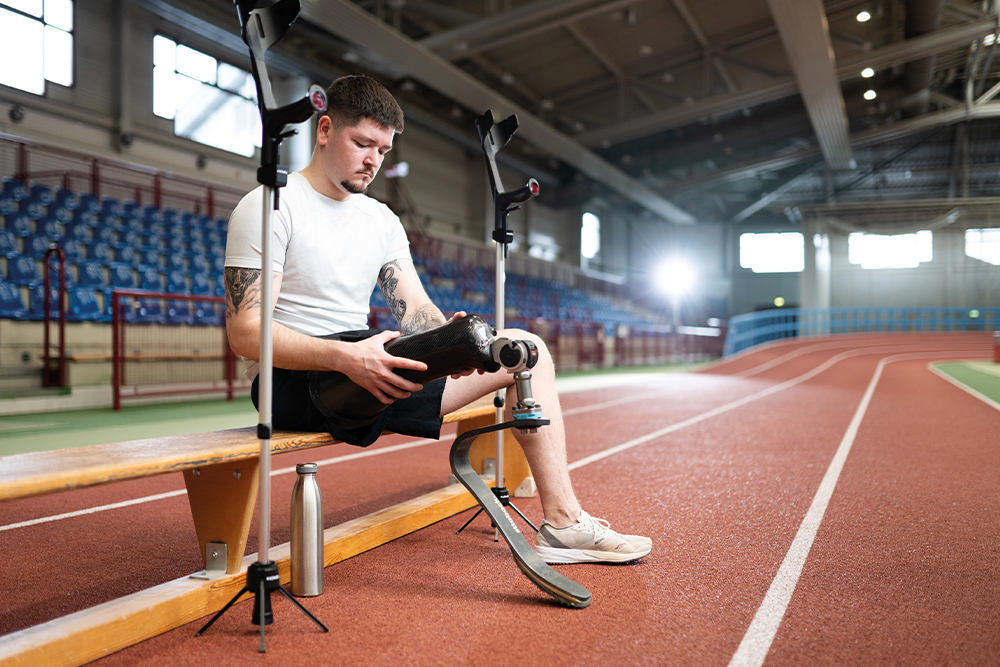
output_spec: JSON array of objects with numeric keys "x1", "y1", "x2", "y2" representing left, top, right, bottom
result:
[{"x1": 224, "y1": 75, "x2": 652, "y2": 566}]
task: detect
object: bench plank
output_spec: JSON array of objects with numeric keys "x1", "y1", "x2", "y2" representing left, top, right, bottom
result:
[{"x1": 0, "y1": 396, "x2": 495, "y2": 502}]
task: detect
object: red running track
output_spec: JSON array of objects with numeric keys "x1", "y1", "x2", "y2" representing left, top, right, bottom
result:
[{"x1": 0, "y1": 332, "x2": 996, "y2": 666}]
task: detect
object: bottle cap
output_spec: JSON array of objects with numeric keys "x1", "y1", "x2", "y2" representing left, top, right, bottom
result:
[{"x1": 296, "y1": 463, "x2": 318, "y2": 474}]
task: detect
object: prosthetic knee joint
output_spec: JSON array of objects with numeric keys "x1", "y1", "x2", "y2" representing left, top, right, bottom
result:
[{"x1": 491, "y1": 337, "x2": 543, "y2": 430}]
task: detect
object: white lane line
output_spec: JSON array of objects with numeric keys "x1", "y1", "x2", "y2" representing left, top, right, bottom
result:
[
  {"x1": 5, "y1": 345, "x2": 983, "y2": 534},
  {"x1": 568, "y1": 344, "x2": 980, "y2": 471},
  {"x1": 0, "y1": 389, "x2": 669, "y2": 532},
  {"x1": 727, "y1": 351, "x2": 973, "y2": 667},
  {"x1": 927, "y1": 362, "x2": 1000, "y2": 413}
]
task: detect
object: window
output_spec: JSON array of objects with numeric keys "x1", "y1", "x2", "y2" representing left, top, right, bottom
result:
[
  {"x1": 965, "y1": 228, "x2": 1000, "y2": 266},
  {"x1": 848, "y1": 230, "x2": 933, "y2": 269},
  {"x1": 739, "y1": 232, "x2": 804, "y2": 273},
  {"x1": 153, "y1": 35, "x2": 261, "y2": 157},
  {"x1": 528, "y1": 232, "x2": 558, "y2": 262},
  {"x1": 581, "y1": 212, "x2": 600, "y2": 260},
  {"x1": 0, "y1": 0, "x2": 73, "y2": 95}
]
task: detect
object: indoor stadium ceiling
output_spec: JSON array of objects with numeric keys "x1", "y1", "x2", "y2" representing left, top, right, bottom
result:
[{"x1": 166, "y1": 0, "x2": 1000, "y2": 227}]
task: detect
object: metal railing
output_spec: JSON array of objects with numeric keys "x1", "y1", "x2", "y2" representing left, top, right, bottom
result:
[{"x1": 723, "y1": 307, "x2": 1000, "y2": 356}]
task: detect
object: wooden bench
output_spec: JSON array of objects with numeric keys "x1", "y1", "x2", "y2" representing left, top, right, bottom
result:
[{"x1": 0, "y1": 394, "x2": 533, "y2": 666}]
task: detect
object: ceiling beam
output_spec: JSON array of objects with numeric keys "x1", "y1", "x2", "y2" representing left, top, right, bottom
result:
[
  {"x1": 301, "y1": 0, "x2": 696, "y2": 224},
  {"x1": 766, "y1": 0, "x2": 853, "y2": 168},
  {"x1": 670, "y1": 0, "x2": 739, "y2": 92},
  {"x1": 663, "y1": 102, "x2": 1000, "y2": 191},
  {"x1": 575, "y1": 16, "x2": 997, "y2": 148}
]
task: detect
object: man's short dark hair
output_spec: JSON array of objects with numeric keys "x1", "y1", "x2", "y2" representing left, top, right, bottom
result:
[{"x1": 324, "y1": 75, "x2": 404, "y2": 133}]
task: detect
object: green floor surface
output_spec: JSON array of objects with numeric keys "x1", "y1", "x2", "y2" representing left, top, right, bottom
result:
[{"x1": 933, "y1": 362, "x2": 1000, "y2": 405}]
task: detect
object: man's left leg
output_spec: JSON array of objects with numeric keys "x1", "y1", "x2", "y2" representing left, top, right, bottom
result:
[{"x1": 441, "y1": 328, "x2": 652, "y2": 564}]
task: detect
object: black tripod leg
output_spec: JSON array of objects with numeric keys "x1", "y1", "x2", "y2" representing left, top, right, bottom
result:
[
  {"x1": 196, "y1": 586, "x2": 251, "y2": 636},
  {"x1": 455, "y1": 506, "x2": 485, "y2": 534},
  {"x1": 275, "y1": 587, "x2": 330, "y2": 632},
  {"x1": 258, "y1": 579, "x2": 267, "y2": 653},
  {"x1": 507, "y1": 501, "x2": 539, "y2": 532}
]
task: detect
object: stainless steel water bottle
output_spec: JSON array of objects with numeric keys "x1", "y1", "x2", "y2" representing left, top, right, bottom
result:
[{"x1": 290, "y1": 462, "x2": 324, "y2": 597}]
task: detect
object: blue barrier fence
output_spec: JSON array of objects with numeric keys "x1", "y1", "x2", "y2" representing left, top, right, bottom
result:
[{"x1": 723, "y1": 307, "x2": 1000, "y2": 357}]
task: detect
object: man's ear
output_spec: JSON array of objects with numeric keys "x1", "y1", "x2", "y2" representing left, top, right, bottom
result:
[{"x1": 315, "y1": 115, "x2": 333, "y2": 146}]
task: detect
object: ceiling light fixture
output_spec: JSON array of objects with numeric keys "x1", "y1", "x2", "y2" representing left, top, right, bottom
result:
[
  {"x1": 857, "y1": 10, "x2": 871, "y2": 22},
  {"x1": 861, "y1": 67, "x2": 874, "y2": 78},
  {"x1": 864, "y1": 89, "x2": 877, "y2": 100}
]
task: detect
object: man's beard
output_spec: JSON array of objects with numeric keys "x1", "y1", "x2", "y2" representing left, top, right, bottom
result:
[{"x1": 342, "y1": 175, "x2": 371, "y2": 194}]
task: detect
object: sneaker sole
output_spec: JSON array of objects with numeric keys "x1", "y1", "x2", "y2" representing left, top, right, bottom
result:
[{"x1": 534, "y1": 543, "x2": 652, "y2": 565}]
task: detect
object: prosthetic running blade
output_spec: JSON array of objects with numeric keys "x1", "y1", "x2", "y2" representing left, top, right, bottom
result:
[{"x1": 450, "y1": 421, "x2": 592, "y2": 609}]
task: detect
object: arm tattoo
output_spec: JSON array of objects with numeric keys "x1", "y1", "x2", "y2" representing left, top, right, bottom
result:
[
  {"x1": 401, "y1": 303, "x2": 445, "y2": 335},
  {"x1": 225, "y1": 267, "x2": 262, "y2": 318},
  {"x1": 378, "y1": 260, "x2": 407, "y2": 324}
]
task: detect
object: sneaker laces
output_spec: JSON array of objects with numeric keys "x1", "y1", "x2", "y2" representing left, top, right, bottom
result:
[{"x1": 577, "y1": 511, "x2": 611, "y2": 539}]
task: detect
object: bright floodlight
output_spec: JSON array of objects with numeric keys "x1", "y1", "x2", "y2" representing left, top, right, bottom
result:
[
  {"x1": 656, "y1": 259, "x2": 695, "y2": 297},
  {"x1": 861, "y1": 67, "x2": 874, "y2": 78},
  {"x1": 857, "y1": 10, "x2": 871, "y2": 21},
  {"x1": 864, "y1": 89, "x2": 877, "y2": 100}
]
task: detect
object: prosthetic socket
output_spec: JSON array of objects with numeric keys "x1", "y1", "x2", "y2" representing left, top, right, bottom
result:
[{"x1": 308, "y1": 315, "x2": 541, "y2": 427}]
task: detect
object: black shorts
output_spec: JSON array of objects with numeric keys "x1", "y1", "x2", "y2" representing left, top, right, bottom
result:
[{"x1": 250, "y1": 328, "x2": 447, "y2": 448}]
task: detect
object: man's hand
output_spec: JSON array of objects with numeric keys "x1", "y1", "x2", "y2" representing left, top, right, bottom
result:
[{"x1": 338, "y1": 330, "x2": 428, "y2": 404}]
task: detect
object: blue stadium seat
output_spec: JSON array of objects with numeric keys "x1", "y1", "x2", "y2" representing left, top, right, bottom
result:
[
  {"x1": 165, "y1": 299, "x2": 192, "y2": 325},
  {"x1": 189, "y1": 240, "x2": 207, "y2": 256},
  {"x1": 19, "y1": 199, "x2": 46, "y2": 219},
  {"x1": 28, "y1": 184, "x2": 53, "y2": 205},
  {"x1": 167, "y1": 236, "x2": 185, "y2": 254},
  {"x1": 77, "y1": 261, "x2": 107, "y2": 288},
  {"x1": 166, "y1": 270, "x2": 187, "y2": 293},
  {"x1": 41, "y1": 218, "x2": 64, "y2": 239},
  {"x1": 123, "y1": 216, "x2": 144, "y2": 232},
  {"x1": 77, "y1": 194, "x2": 100, "y2": 213},
  {"x1": 162, "y1": 209, "x2": 179, "y2": 225},
  {"x1": 68, "y1": 287, "x2": 103, "y2": 322},
  {"x1": 188, "y1": 227, "x2": 204, "y2": 242},
  {"x1": 0, "y1": 196, "x2": 16, "y2": 215},
  {"x1": 108, "y1": 262, "x2": 135, "y2": 289},
  {"x1": 122, "y1": 201, "x2": 140, "y2": 217},
  {"x1": 98, "y1": 212, "x2": 121, "y2": 229},
  {"x1": 23, "y1": 235, "x2": 52, "y2": 259},
  {"x1": 208, "y1": 242, "x2": 225, "y2": 257},
  {"x1": 73, "y1": 209, "x2": 99, "y2": 227},
  {"x1": 206, "y1": 229, "x2": 223, "y2": 244},
  {"x1": 8, "y1": 255, "x2": 39, "y2": 285},
  {"x1": 0, "y1": 229, "x2": 18, "y2": 258},
  {"x1": 88, "y1": 242, "x2": 113, "y2": 264},
  {"x1": 119, "y1": 229, "x2": 141, "y2": 248},
  {"x1": 50, "y1": 206, "x2": 73, "y2": 224},
  {"x1": 211, "y1": 255, "x2": 225, "y2": 273},
  {"x1": 193, "y1": 300, "x2": 223, "y2": 326},
  {"x1": 133, "y1": 298, "x2": 164, "y2": 324},
  {"x1": 138, "y1": 266, "x2": 161, "y2": 291},
  {"x1": 142, "y1": 233, "x2": 166, "y2": 252},
  {"x1": 146, "y1": 220, "x2": 165, "y2": 236},
  {"x1": 53, "y1": 188, "x2": 77, "y2": 210},
  {"x1": 190, "y1": 255, "x2": 210, "y2": 274},
  {"x1": 191, "y1": 272, "x2": 211, "y2": 295},
  {"x1": 143, "y1": 206, "x2": 162, "y2": 223},
  {"x1": 27, "y1": 284, "x2": 61, "y2": 320},
  {"x1": 140, "y1": 248, "x2": 163, "y2": 268},
  {"x1": 5, "y1": 214, "x2": 34, "y2": 237},
  {"x1": 68, "y1": 224, "x2": 94, "y2": 243},
  {"x1": 100, "y1": 197, "x2": 120, "y2": 216},
  {"x1": 165, "y1": 253, "x2": 185, "y2": 271},
  {"x1": 97, "y1": 227, "x2": 118, "y2": 244},
  {"x1": 0, "y1": 280, "x2": 27, "y2": 318},
  {"x1": 2, "y1": 178, "x2": 27, "y2": 200},
  {"x1": 116, "y1": 245, "x2": 140, "y2": 266}
]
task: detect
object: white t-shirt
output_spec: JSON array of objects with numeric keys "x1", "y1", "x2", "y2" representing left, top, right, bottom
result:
[{"x1": 225, "y1": 171, "x2": 411, "y2": 378}]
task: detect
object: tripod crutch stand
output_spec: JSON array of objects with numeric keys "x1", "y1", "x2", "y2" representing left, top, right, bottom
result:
[
  {"x1": 448, "y1": 110, "x2": 591, "y2": 609},
  {"x1": 196, "y1": 0, "x2": 329, "y2": 651}
]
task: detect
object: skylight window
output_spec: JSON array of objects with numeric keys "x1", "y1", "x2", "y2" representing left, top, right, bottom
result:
[
  {"x1": 153, "y1": 35, "x2": 261, "y2": 158},
  {"x1": 0, "y1": 0, "x2": 74, "y2": 95},
  {"x1": 965, "y1": 228, "x2": 1000, "y2": 266},
  {"x1": 848, "y1": 230, "x2": 933, "y2": 269},
  {"x1": 739, "y1": 232, "x2": 804, "y2": 273}
]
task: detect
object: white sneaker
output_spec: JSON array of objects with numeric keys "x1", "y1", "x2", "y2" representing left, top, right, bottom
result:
[{"x1": 533, "y1": 511, "x2": 653, "y2": 564}]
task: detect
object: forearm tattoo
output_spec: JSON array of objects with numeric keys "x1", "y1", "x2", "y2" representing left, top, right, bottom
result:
[
  {"x1": 225, "y1": 267, "x2": 262, "y2": 318},
  {"x1": 402, "y1": 303, "x2": 445, "y2": 335},
  {"x1": 378, "y1": 260, "x2": 407, "y2": 324}
]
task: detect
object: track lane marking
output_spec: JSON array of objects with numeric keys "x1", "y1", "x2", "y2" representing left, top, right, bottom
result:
[
  {"x1": 0, "y1": 389, "x2": 674, "y2": 533},
  {"x1": 3, "y1": 345, "x2": 985, "y2": 534},
  {"x1": 727, "y1": 351, "x2": 983, "y2": 667}
]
